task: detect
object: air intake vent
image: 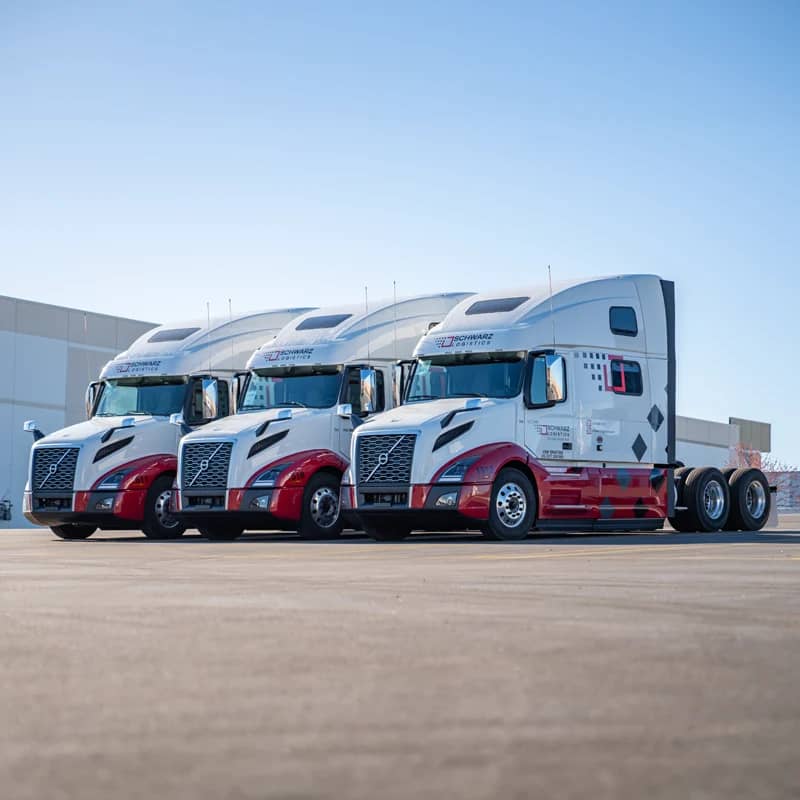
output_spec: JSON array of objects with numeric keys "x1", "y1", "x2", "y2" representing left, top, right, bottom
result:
[
  {"x1": 32, "y1": 447, "x2": 80, "y2": 492},
  {"x1": 181, "y1": 441, "x2": 233, "y2": 490},
  {"x1": 357, "y1": 434, "x2": 416, "y2": 485}
]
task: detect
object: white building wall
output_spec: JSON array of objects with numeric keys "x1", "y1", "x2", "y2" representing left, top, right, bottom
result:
[{"x1": 0, "y1": 296, "x2": 154, "y2": 528}]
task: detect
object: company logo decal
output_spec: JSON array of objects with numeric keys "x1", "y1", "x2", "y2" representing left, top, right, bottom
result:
[
  {"x1": 263, "y1": 347, "x2": 315, "y2": 362},
  {"x1": 432, "y1": 332, "x2": 494, "y2": 348},
  {"x1": 113, "y1": 359, "x2": 163, "y2": 375}
]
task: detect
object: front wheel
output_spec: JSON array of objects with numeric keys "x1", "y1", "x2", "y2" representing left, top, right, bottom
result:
[
  {"x1": 142, "y1": 476, "x2": 186, "y2": 540},
  {"x1": 298, "y1": 472, "x2": 343, "y2": 540},
  {"x1": 51, "y1": 524, "x2": 96, "y2": 540},
  {"x1": 482, "y1": 468, "x2": 536, "y2": 541}
]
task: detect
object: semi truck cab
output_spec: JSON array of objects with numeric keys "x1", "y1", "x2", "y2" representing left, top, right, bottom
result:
[
  {"x1": 174, "y1": 294, "x2": 472, "y2": 540},
  {"x1": 23, "y1": 309, "x2": 312, "y2": 539},
  {"x1": 344, "y1": 276, "x2": 771, "y2": 540}
]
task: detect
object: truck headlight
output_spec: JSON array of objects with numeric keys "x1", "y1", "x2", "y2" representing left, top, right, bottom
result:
[
  {"x1": 252, "y1": 465, "x2": 288, "y2": 488},
  {"x1": 438, "y1": 457, "x2": 479, "y2": 483},
  {"x1": 97, "y1": 469, "x2": 131, "y2": 490}
]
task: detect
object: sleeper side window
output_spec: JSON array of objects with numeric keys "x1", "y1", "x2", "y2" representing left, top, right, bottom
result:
[
  {"x1": 610, "y1": 306, "x2": 638, "y2": 337},
  {"x1": 610, "y1": 360, "x2": 643, "y2": 395}
]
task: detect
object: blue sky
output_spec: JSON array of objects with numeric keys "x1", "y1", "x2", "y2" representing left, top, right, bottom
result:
[{"x1": 1, "y1": 2, "x2": 798, "y2": 461}]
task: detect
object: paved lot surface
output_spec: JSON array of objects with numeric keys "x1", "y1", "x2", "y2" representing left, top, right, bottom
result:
[{"x1": 2, "y1": 517, "x2": 799, "y2": 800}]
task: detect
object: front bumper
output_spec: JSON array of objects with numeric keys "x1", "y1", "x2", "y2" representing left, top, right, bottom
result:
[
  {"x1": 174, "y1": 485, "x2": 305, "y2": 530},
  {"x1": 23, "y1": 489, "x2": 147, "y2": 529},
  {"x1": 341, "y1": 481, "x2": 492, "y2": 531}
]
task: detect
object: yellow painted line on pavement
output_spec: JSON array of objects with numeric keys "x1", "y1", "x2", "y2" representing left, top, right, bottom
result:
[{"x1": 471, "y1": 544, "x2": 710, "y2": 561}]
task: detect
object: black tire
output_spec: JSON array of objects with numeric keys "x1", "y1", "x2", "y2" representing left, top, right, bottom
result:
[
  {"x1": 51, "y1": 524, "x2": 96, "y2": 540},
  {"x1": 722, "y1": 467, "x2": 737, "y2": 482},
  {"x1": 727, "y1": 468, "x2": 770, "y2": 532},
  {"x1": 683, "y1": 467, "x2": 730, "y2": 532},
  {"x1": 364, "y1": 522, "x2": 412, "y2": 542},
  {"x1": 199, "y1": 523, "x2": 244, "y2": 541},
  {"x1": 482, "y1": 468, "x2": 536, "y2": 541},
  {"x1": 668, "y1": 466, "x2": 695, "y2": 532},
  {"x1": 297, "y1": 472, "x2": 343, "y2": 540},
  {"x1": 142, "y1": 475, "x2": 186, "y2": 540}
]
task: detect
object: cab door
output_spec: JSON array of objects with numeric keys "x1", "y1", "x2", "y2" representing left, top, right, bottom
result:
[{"x1": 523, "y1": 351, "x2": 576, "y2": 461}]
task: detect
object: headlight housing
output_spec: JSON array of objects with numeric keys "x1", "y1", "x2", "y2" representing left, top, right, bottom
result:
[
  {"x1": 438, "y1": 456, "x2": 479, "y2": 483},
  {"x1": 252, "y1": 464, "x2": 289, "y2": 488},
  {"x1": 97, "y1": 469, "x2": 131, "y2": 490}
]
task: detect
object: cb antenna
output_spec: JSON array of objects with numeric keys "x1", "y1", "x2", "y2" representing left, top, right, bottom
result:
[
  {"x1": 364, "y1": 285, "x2": 370, "y2": 362},
  {"x1": 207, "y1": 301, "x2": 212, "y2": 371},
  {"x1": 229, "y1": 298, "x2": 234, "y2": 370},
  {"x1": 547, "y1": 265, "x2": 556, "y2": 349},
  {"x1": 393, "y1": 280, "x2": 398, "y2": 361}
]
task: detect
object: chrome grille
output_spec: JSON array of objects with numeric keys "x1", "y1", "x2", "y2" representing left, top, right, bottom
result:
[
  {"x1": 181, "y1": 441, "x2": 233, "y2": 490},
  {"x1": 357, "y1": 434, "x2": 416, "y2": 484},
  {"x1": 32, "y1": 447, "x2": 80, "y2": 492}
]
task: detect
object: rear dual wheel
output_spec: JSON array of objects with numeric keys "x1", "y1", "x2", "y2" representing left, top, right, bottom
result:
[
  {"x1": 725, "y1": 468, "x2": 770, "y2": 532},
  {"x1": 669, "y1": 467, "x2": 729, "y2": 532}
]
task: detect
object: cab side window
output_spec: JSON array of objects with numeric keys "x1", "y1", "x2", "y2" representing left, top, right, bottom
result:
[{"x1": 217, "y1": 380, "x2": 230, "y2": 417}]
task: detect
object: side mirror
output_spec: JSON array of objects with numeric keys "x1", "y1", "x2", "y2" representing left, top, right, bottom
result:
[
  {"x1": 359, "y1": 368, "x2": 377, "y2": 415},
  {"x1": 23, "y1": 420, "x2": 45, "y2": 441},
  {"x1": 233, "y1": 371, "x2": 249, "y2": 414},
  {"x1": 529, "y1": 353, "x2": 566, "y2": 407},
  {"x1": 85, "y1": 381, "x2": 101, "y2": 418},
  {"x1": 201, "y1": 378, "x2": 219, "y2": 420},
  {"x1": 337, "y1": 403, "x2": 353, "y2": 419},
  {"x1": 169, "y1": 413, "x2": 184, "y2": 427}
]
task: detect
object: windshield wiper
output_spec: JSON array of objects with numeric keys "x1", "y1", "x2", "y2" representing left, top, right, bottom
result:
[
  {"x1": 449, "y1": 392, "x2": 488, "y2": 398},
  {"x1": 408, "y1": 394, "x2": 441, "y2": 401},
  {"x1": 275, "y1": 401, "x2": 308, "y2": 408}
]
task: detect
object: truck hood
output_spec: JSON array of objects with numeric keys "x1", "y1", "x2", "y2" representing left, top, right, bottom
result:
[
  {"x1": 354, "y1": 397, "x2": 520, "y2": 485},
  {"x1": 178, "y1": 407, "x2": 339, "y2": 490},
  {"x1": 181, "y1": 407, "x2": 319, "y2": 441},
  {"x1": 29, "y1": 415, "x2": 179, "y2": 492}
]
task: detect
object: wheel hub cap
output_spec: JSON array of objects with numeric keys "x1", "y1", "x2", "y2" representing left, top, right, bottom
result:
[
  {"x1": 745, "y1": 480, "x2": 767, "y2": 519},
  {"x1": 496, "y1": 482, "x2": 526, "y2": 528},
  {"x1": 310, "y1": 487, "x2": 339, "y2": 528},
  {"x1": 703, "y1": 480, "x2": 725, "y2": 521},
  {"x1": 155, "y1": 490, "x2": 180, "y2": 529}
]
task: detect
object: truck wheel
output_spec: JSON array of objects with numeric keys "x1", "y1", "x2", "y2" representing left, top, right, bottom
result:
[
  {"x1": 364, "y1": 522, "x2": 412, "y2": 541},
  {"x1": 668, "y1": 466, "x2": 695, "y2": 532},
  {"x1": 482, "y1": 468, "x2": 536, "y2": 541},
  {"x1": 51, "y1": 524, "x2": 96, "y2": 540},
  {"x1": 727, "y1": 468, "x2": 770, "y2": 531},
  {"x1": 298, "y1": 472, "x2": 343, "y2": 540},
  {"x1": 142, "y1": 476, "x2": 186, "y2": 539},
  {"x1": 199, "y1": 524, "x2": 244, "y2": 541},
  {"x1": 683, "y1": 467, "x2": 730, "y2": 532}
]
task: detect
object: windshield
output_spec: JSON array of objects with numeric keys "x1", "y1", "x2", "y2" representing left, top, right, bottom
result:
[
  {"x1": 239, "y1": 366, "x2": 343, "y2": 410},
  {"x1": 95, "y1": 377, "x2": 187, "y2": 417},
  {"x1": 406, "y1": 352, "x2": 526, "y2": 401}
]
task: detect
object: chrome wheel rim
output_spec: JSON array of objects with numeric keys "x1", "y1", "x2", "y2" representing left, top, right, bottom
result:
[
  {"x1": 703, "y1": 480, "x2": 726, "y2": 521},
  {"x1": 155, "y1": 490, "x2": 180, "y2": 529},
  {"x1": 745, "y1": 480, "x2": 767, "y2": 519},
  {"x1": 496, "y1": 482, "x2": 527, "y2": 528},
  {"x1": 310, "y1": 487, "x2": 339, "y2": 529}
]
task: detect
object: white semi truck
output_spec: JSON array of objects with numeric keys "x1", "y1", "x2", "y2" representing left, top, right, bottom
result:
[
  {"x1": 23, "y1": 308, "x2": 312, "y2": 539},
  {"x1": 174, "y1": 293, "x2": 471, "y2": 540},
  {"x1": 342, "y1": 275, "x2": 772, "y2": 540}
]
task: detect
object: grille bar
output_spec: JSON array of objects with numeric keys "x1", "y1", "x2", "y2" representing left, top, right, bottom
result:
[
  {"x1": 32, "y1": 447, "x2": 80, "y2": 492},
  {"x1": 181, "y1": 441, "x2": 233, "y2": 490},
  {"x1": 357, "y1": 434, "x2": 416, "y2": 485}
]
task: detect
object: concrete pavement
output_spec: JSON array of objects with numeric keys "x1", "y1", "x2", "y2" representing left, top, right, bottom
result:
[{"x1": 2, "y1": 517, "x2": 799, "y2": 799}]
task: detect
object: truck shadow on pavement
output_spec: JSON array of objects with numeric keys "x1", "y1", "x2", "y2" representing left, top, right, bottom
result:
[{"x1": 70, "y1": 529, "x2": 800, "y2": 546}]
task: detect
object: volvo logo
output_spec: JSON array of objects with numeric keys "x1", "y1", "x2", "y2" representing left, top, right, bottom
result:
[
  {"x1": 199, "y1": 459, "x2": 210, "y2": 472},
  {"x1": 48, "y1": 464, "x2": 58, "y2": 475},
  {"x1": 377, "y1": 452, "x2": 389, "y2": 467}
]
